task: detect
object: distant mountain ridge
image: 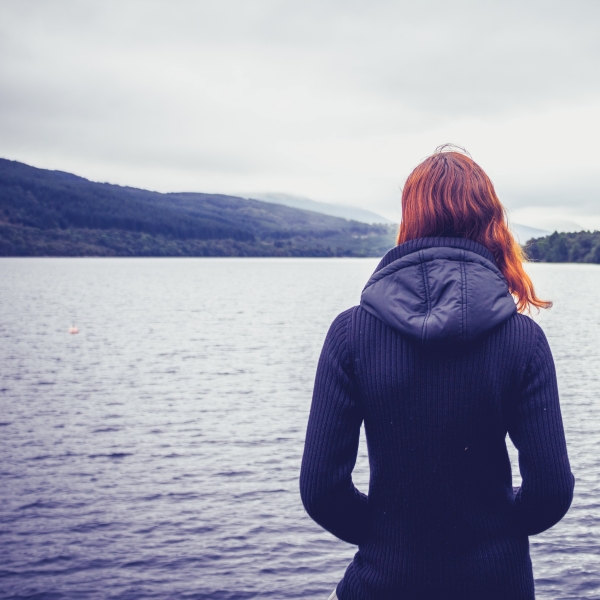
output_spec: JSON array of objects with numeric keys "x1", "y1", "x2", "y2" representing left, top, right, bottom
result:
[
  {"x1": 245, "y1": 192, "x2": 392, "y2": 224},
  {"x1": 0, "y1": 158, "x2": 395, "y2": 257},
  {"x1": 510, "y1": 223, "x2": 551, "y2": 244},
  {"x1": 248, "y1": 192, "x2": 551, "y2": 244}
]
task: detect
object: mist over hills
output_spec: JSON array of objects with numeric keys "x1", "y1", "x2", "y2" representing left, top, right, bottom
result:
[
  {"x1": 510, "y1": 223, "x2": 551, "y2": 244},
  {"x1": 246, "y1": 193, "x2": 553, "y2": 246},
  {"x1": 0, "y1": 159, "x2": 395, "y2": 257},
  {"x1": 244, "y1": 192, "x2": 393, "y2": 225}
]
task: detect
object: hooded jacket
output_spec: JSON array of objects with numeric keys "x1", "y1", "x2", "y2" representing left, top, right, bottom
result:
[{"x1": 300, "y1": 237, "x2": 574, "y2": 600}]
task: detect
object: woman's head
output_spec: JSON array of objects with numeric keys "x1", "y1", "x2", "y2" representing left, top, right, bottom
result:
[{"x1": 397, "y1": 146, "x2": 551, "y2": 312}]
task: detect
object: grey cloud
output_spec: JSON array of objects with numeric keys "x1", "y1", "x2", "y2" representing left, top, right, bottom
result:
[{"x1": 3, "y1": 1, "x2": 599, "y2": 120}]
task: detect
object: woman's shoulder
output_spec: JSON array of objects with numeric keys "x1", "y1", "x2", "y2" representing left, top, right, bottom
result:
[
  {"x1": 322, "y1": 307, "x2": 361, "y2": 358},
  {"x1": 508, "y1": 311, "x2": 549, "y2": 341},
  {"x1": 505, "y1": 312, "x2": 554, "y2": 368},
  {"x1": 327, "y1": 306, "x2": 360, "y2": 332}
]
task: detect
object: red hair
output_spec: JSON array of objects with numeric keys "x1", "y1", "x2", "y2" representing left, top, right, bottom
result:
[{"x1": 397, "y1": 147, "x2": 551, "y2": 312}]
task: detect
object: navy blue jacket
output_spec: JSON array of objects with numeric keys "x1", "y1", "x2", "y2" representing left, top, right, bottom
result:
[{"x1": 300, "y1": 237, "x2": 574, "y2": 600}]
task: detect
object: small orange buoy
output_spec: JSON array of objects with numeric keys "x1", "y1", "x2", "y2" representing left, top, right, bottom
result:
[{"x1": 68, "y1": 325, "x2": 79, "y2": 334}]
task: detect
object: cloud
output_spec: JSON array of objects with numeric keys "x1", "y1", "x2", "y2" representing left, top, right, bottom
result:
[{"x1": 0, "y1": 0, "x2": 598, "y2": 230}]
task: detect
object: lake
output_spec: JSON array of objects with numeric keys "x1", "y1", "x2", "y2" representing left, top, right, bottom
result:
[{"x1": 0, "y1": 258, "x2": 598, "y2": 599}]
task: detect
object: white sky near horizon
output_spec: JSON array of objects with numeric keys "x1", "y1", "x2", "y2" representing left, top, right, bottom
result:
[{"x1": 1, "y1": 0, "x2": 599, "y2": 231}]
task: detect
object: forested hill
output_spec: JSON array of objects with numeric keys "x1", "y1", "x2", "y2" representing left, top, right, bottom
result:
[
  {"x1": 0, "y1": 159, "x2": 395, "y2": 257},
  {"x1": 525, "y1": 231, "x2": 600, "y2": 263}
]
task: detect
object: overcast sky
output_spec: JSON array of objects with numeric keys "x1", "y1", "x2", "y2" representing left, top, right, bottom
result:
[{"x1": 1, "y1": 0, "x2": 599, "y2": 230}]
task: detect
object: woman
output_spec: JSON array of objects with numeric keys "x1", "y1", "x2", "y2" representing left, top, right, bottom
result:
[{"x1": 299, "y1": 148, "x2": 574, "y2": 600}]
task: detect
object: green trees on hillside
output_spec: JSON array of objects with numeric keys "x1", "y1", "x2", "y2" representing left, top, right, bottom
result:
[
  {"x1": 0, "y1": 161, "x2": 256, "y2": 242},
  {"x1": 525, "y1": 231, "x2": 600, "y2": 263}
]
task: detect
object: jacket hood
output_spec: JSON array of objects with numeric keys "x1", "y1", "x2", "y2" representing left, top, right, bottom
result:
[{"x1": 360, "y1": 237, "x2": 517, "y2": 344}]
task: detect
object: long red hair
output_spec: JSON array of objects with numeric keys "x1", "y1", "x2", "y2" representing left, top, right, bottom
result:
[{"x1": 397, "y1": 146, "x2": 551, "y2": 312}]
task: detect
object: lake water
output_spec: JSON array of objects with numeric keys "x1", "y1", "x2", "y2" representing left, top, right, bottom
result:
[{"x1": 0, "y1": 258, "x2": 598, "y2": 600}]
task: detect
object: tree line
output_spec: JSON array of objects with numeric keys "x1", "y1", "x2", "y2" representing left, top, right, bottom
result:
[{"x1": 525, "y1": 231, "x2": 600, "y2": 263}]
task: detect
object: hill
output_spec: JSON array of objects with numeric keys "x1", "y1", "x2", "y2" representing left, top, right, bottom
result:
[
  {"x1": 0, "y1": 159, "x2": 396, "y2": 257},
  {"x1": 510, "y1": 223, "x2": 550, "y2": 244},
  {"x1": 525, "y1": 231, "x2": 600, "y2": 263}
]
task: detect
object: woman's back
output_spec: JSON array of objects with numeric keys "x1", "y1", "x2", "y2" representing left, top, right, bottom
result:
[{"x1": 300, "y1": 237, "x2": 574, "y2": 600}]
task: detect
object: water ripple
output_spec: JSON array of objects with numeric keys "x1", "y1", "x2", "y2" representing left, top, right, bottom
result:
[{"x1": 0, "y1": 259, "x2": 598, "y2": 599}]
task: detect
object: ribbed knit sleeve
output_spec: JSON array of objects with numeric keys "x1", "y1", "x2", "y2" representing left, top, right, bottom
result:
[
  {"x1": 509, "y1": 322, "x2": 575, "y2": 536},
  {"x1": 299, "y1": 308, "x2": 368, "y2": 545}
]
